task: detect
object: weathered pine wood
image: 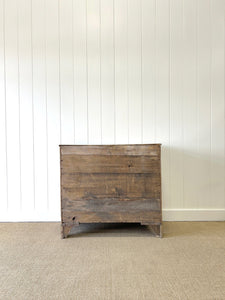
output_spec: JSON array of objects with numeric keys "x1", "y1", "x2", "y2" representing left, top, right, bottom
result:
[
  {"x1": 61, "y1": 154, "x2": 160, "y2": 174},
  {"x1": 60, "y1": 144, "x2": 162, "y2": 238},
  {"x1": 149, "y1": 224, "x2": 162, "y2": 238},
  {"x1": 61, "y1": 224, "x2": 72, "y2": 239},
  {"x1": 61, "y1": 173, "x2": 160, "y2": 198},
  {"x1": 62, "y1": 198, "x2": 160, "y2": 212},
  {"x1": 60, "y1": 144, "x2": 160, "y2": 156},
  {"x1": 62, "y1": 210, "x2": 161, "y2": 224}
]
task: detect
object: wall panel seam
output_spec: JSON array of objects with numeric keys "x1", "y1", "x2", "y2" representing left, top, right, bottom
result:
[
  {"x1": 72, "y1": 0, "x2": 75, "y2": 144},
  {"x1": 3, "y1": 0, "x2": 8, "y2": 210},
  {"x1": 127, "y1": 0, "x2": 129, "y2": 143},
  {"x1": 113, "y1": 0, "x2": 116, "y2": 143},
  {"x1": 100, "y1": 0, "x2": 102, "y2": 144},
  {"x1": 58, "y1": 0, "x2": 62, "y2": 144},
  {"x1": 86, "y1": 0, "x2": 89, "y2": 144},
  {"x1": 30, "y1": 0, "x2": 35, "y2": 210},
  {"x1": 17, "y1": 0, "x2": 22, "y2": 211},
  {"x1": 44, "y1": 0, "x2": 49, "y2": 211},
  {"x1": 140, "y1": 0, "x2": 143, "y2": 144}
]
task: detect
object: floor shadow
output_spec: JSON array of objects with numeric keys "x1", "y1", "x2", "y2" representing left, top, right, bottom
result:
[
  {"x1": 63, "y1": 221, "x2": 225, "y2": 239},
  {"x1": 67, "y1": 222, "x2": 158, "y2": 238}
]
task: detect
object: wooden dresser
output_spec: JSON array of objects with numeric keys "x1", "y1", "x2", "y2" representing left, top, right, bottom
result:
[{"x1": 60, "y1": 144, "x2": 162, "y2": 238}]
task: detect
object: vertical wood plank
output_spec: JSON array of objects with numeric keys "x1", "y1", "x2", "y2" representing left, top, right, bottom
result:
[
  {"x1": 182, "y1": 0, "x2": 198, "y2": 208},
  {"x1": 211, "y1": 0, "x2": 225, "y2": 208},
  {"x1": 100, "y1": 0, "x2": 115, "y2": 144},
  {"x1": 32, "y1": 0, "x2": 48, "y2": 212},
  {"x1": 73, "y1": 0, "x2": 88, "y2": 144},
  {"x1": 127, "y1": 0, "x2": 142, "y2": 144},
  {"x1": 155, "y1": 0, "x2": 170, "y2": 208},
  {"x1": 4, "y1": 0, "x2": 21, "y2": 212},
  {"x1": 170, "y1": 0, "x2": 184, "y2": 208},
  {"x1": 142, "y1": 0, "x2": 156, "y2": 144},
  {"x1": 87, "y1": 0, "x2": 101, "y2": 144},
  {"x1": 114, "y1": 0, "x2": 128, "y2": 144},
  {"x1": 18, "y1": 0, "x2": 34, "y2": 214},
  {"x1": 46, "y1": 0, "x2": 60, "y2": 217},
  {"x1": 59, "y1": 0, "x2": 74, "y2": 144},
  {"x1": 0, "y1": 0, "x2": 7, "y2": 212},
  {"x1": 197, "y1": 0, "x2": 211, "y2": 208}
]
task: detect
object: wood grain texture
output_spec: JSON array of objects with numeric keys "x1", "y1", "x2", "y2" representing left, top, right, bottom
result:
[
  {"x1": 61, "y1": 155, "x2": 160, "y2": 174},
  {"x1": 61, "y1": 173, "x2": 160, "y2": 198},
  {"x1": 148, "y1": 224, "x2": 162, "y2": 238},
  {"x1": 62, "y1": 210, "x2": 161, "y2": 224},
  {"x1": 60, "y1": 144, "x2": 160, "y2": 156},
  {"x1": 62, "y1": 198, "x2": 160, "y2": 212},
  {"x1": 60, "y1": 144, "x2": 162, "y2": 238}
]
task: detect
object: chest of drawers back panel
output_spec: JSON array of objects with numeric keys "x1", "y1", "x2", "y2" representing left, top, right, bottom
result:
[{"x1": 60, "y1": 144, "x2": 162, "y2": 238}]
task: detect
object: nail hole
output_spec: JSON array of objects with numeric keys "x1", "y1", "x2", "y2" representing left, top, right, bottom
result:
[{"x1": 72, "y1": 216, "x2": 76, "y2": 221}]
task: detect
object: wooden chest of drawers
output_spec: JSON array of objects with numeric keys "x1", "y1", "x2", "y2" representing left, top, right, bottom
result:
[{"x1": 60, "y1": 144, "x2": 162, "y2": 238}]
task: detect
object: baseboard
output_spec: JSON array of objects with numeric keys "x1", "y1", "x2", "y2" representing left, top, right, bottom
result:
[
  {"x1": 0, "y1": 211, "x2": 60, "y2": 222},
  {"x1": 163, "y1": 209, "x2": 225, "y2": 221},
  {"x1": 0, "y1": 209, "x2": 224, "y2": 222}
]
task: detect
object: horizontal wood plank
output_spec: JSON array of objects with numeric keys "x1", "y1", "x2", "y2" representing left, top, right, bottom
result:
[
  {"x1": 60, "y1": 144, "x2": 161, "y2": 156},
  {"x1": 62, "y1": 198, "x2": 160, "y2": 212},
  {"x1": 62, "y1": 210, "x2": 161, "y2": 224},
  {"x1": 61, "y1": 155, "x2": 160, "y2": 173},
  {"x1": 61, "y1": 173, "x2": 160, "y2": 199}
]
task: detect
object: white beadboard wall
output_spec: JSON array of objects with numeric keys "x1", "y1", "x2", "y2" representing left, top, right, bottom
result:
[{"x1": 0, "y1": 0, "x2": 224, "y2": 221}]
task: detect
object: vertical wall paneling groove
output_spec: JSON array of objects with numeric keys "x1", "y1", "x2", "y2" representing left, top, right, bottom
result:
[
  {"x1": 140, "y1": 0, "x2": 143, "y2": 144},
  {"x1": 46, "y1": 0, "x2": 60, "y2": 217},
  {"x1": 0, "y1": 0, "x2": 224, "y2": 221},
  {"x1": 156, "y1": 0, "x2": 170, "y2": 208},
  {"x1": 44, "y1": 0, "x2": 49, "y2": 211},
  {"x1": 58, "y1": 0, "x2": 62, "y2": 144},
  {"x1": 114, "y1": 0, "x2": 128, "y2": 144},
  {"x1": 72, "y1": 0, "x2": 75, "y2": 144},
  {"x1": 18, "y1": 0, "x2": 34, "y2": 214},
  {"x1": 211, "y1": 0, "x2": 225, "y2": 208},
  {"x1": 31, "y1": 0, "x2": 35, "y2": 210},
  {"x1": 101, "y1": 0, "x2": 114, "y2": 144},
  {"x1": 4, "y1": 0, "x2": 21, "y2": 213},
  {"x1": 183, "y1": 0, "x2": 198, "y2": 208},
  {"x1": 127, "y1": 0, "x2": 142, "y2": 144},
  {"x1": 73, "y1": 0, "x2": 88, "y2": 144},
  {"x1": 87, "y1": 0, "x2": 101, "y2": 144},
  {"x1": 32, "y1": 0, "x2": 48, "y2": 214},
  {"x1": 197, "y1": 0, "x2": 211, "y2": 208},
  {"x1": 170, "y1": 0, "x2": 183, "y2": 209},
  {"x1": 86, "y1": 0, "x2": 89, "y2": 144},
  {"x1": 17, "y1": 0, "x2": 22, "y2": 212},
  {"x1": 0, "y1": 0, "x2": 8, "y2": 212},
  {"x1": 59, "y1": 0, "x2": 74, "y2": 144},
  {"x1": 142, "y1": 0, "x2": 156, "y2": 144},
  {"x1": 113, "y1": 0, "x2": 116, "y2": 144},
  {"x1": 99, "y1": 0, "x2": 102, "y2": 144}
]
